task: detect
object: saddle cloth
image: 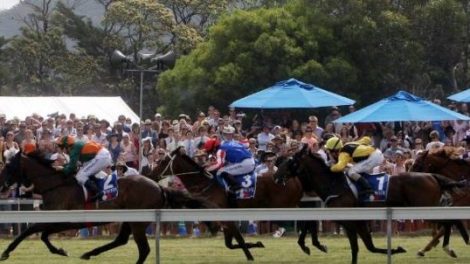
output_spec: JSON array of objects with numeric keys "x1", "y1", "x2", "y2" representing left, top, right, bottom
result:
[
  {"x1": 218, "y1": 171, "x2": 257, "y2": 200},
  {"x1": 83, "y1": 171, "x2": 119, "y2": 202},
  {"x1": 347, "y1": 172, "x2": 390, "y2": 202}
]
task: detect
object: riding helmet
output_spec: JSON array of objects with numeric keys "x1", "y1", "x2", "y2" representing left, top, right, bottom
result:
[{"x1": 325, "y1": 137, "x2": 343, "y2": 151}]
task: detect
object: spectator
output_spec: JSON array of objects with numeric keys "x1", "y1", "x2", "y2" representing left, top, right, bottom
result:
[
  {"x1": 308, "y1": 115, "x2": 323, "y2": 139},
  {"x1": 384, "y1": 136, "x2": 404, "y2": 160},
  {"x1": 121, "y1": 133, "x2": 138, "y2": 169},
  {"x1": 107, "y1": 133, "x2": 122, "y2": 164},
  {"x1": 426, "y1": 130, "x2": 444, "y2": 151},
  {"x1": 257, "y1": 124, "x2": 274, "y2": 152},
  {"x1": 301, "y1": 126, "x2": 319, "y2": 152},
  {"x1": 21, "y1": 129, "x2": 37, "y2": 154},
  {"x1": 37, "y1": 129, "x2": 55, "y2": 157},
  {"x1": 91, "y1": 124, "x2": 108, "y2": 146}
]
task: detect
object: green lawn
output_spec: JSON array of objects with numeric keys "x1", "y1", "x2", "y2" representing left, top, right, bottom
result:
[{"x1": 0, "y1": 234, "x2": 469, "y2": 263}]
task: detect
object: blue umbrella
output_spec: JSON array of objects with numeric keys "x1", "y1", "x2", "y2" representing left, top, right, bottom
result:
[
  {"x1": 334, "y1": 90, "x2": 470, "y2": 123},
  {"x1": 448, "y1": 89, "x2": 470, "y2": 102},
  {"x1": 230, "y1": 78, "x2": 355, "y2": 109}
]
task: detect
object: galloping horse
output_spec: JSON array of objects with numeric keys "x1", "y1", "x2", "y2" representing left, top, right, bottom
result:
[
  {"x1": 410, "y1": 148, "x2": 470, "y2": 257},
  {"x1": 148, "y1": 147, "x2": 327, "y2": 259},
  {"x1": 0, "y1": 150, "x2": 212, "y2": 264},
  {"x1": 273, "y1": 146, "x2": 463, "y2": 264}
]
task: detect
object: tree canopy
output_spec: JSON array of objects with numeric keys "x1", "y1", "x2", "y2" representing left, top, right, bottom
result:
[{"x1": 2, "y1": 0, "x2": 470, "y2": 118}]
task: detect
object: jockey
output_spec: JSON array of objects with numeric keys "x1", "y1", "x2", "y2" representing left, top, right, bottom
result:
[
  {"x1": 203, "y1": 136, "x2": 255, "y2": 193},
  {"x1": 325, "y1": 136, "x2": 383, "y2": 195},
  {"x1": 53, "y1": 135, "x2": 112, "y2": 199}
]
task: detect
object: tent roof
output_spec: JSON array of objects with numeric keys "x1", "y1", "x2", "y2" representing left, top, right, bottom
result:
[{"x1": 0, "y1": 97, "x2": 139, "y2": 123}]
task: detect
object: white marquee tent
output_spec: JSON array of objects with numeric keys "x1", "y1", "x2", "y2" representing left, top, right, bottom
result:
[{"x1": 0, "y1": 97, "x2": 140, "y2": 123}]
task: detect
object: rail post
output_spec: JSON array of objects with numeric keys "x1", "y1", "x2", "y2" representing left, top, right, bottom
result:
[
  {"x1": 155, "y1": 210, "x2": 161, "y2": 264},
  {"x1": 386, "y1": 207, "x2": 392, "y2": 264}
]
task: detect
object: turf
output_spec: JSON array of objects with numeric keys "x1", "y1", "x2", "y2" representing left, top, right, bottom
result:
[{"x1": 0, "y1": 234, "x2": 469, "y2": 263}]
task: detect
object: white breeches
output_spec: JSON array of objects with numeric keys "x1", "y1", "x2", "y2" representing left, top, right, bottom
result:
[
  {"x1": 219, "y1": 158, "x2": 256, "y2": 176},
  {"x1": 348, "y1": 149, "x2": 384, "y2": 179},
  {"x1": 75, "y1": 148, "x2": 113, "y2": 185}
]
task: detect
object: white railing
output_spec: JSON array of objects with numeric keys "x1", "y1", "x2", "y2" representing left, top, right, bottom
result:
[{"x1": 0, "y1": 207, "x2": 470, "y2": 264}]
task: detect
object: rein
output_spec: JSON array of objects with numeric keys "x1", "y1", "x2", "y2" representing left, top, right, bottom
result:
[{"x1": 158, "y1": 153, "x2": 202, "y2": 179}]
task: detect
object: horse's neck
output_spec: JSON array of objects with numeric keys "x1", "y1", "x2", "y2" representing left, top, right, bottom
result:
[
  {"x1": 26, "y1": 159, "x2": 71, "y2": 194},
  {"x1": 303, "y1": 157, "x2": 341, "y2": 200}
]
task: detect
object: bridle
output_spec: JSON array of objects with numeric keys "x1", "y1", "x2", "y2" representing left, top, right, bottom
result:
[{"x1": 157, "y1": 153, "x2": 212, "y2": 180}]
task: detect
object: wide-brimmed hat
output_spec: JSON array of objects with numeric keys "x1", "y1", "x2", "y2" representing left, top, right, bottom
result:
[
  {"x1": 222, "y1": 126, "x2": 235, "y2": 134},
  {"x1": 111, "y1": 160, "x2": 128, "y2": 173}
]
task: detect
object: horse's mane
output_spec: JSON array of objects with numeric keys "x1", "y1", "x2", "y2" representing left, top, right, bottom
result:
[
  {"x1": 27, "y1": 150, "x2": 55, "y2": 168},
  {"x1": 429, "y1": 147, "x2": 469, "y2": 166}
]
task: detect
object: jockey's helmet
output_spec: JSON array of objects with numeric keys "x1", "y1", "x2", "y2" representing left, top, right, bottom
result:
[
  {"x1": 57, "y1": 135, "x2": 75, "y2": 148},
  {"x1": 203, "y1": 138, "x2": 220, "y2": 153},
  {"x1": 325, "y1": 137, "x2": 343, "y2": 151}
]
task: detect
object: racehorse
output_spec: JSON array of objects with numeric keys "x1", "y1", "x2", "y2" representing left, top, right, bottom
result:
[
  {"x1": 148, "y1": 147, "x2": 327, "y2": 259},
  {"x1": 273, "y1": 145, "x2": 464, "y2": 264},
  {"x1": 410, "y1": 148, "x2": 470, "y2": 257},
  {"x1": 0, "y1": 150, "x2": 213, "y2": 264}
]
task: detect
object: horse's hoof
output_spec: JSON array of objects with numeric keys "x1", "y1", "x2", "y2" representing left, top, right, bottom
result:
[
  {"x1": 444, "y1": 247, "x2": 458, "y2": 258},
  {"x1": 0, "y1": 253, "x2": 9, "y2": 261},
  {"x1": 319, "y1": 245, "x2": 328, "y2": 253},
  {"x1": 417, "y1": 251, "x2": 425, "y2": 257},
  {"x1": 300, "y1": 246, "x2": 311, "y2": 255},
  {"x1": 396, "y1": 246, "x2": 406, "y2": 253},
  {"x1": 247, "y1": 256, "x2": 254, "y2": 261},
  {"x1": 255, "y1": 241, "x2": 265, "y2": 248},
  {"x1": 55, "y1": 248, "x2": 68, "y2": 257},
  {"x1": 80, "y1": 254, "x2": 91, "y2": 260}
]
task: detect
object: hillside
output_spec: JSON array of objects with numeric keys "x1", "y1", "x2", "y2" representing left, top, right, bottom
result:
[{"x1": 0, "y1": 0, "x2": 104, "y2": 38}]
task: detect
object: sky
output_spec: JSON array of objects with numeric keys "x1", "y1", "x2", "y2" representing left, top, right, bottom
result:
[{"x1": 0, "y1": 0, "x2": 20, "y2": 10}]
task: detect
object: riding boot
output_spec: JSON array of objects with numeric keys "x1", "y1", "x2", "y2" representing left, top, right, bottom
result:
[
  {"x1": 84, "y1": 179, "x2": 100, "y2": 201},
  {"x1": 220, "y1": 172, "x2": 241, "y2": 193},
  {"x1": 226, "y1": 191, "x2": 238, "y2": 208},
  {"x1": 356, "y1": 177, "x2": 374, "y2": 196}
]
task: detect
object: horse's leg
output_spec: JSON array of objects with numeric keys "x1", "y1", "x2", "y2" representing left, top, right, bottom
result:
[
  {"x1": 130, "y1": 223, "x2": 151, "y2": 264},
  {"x1": 442, "y1": 222, "x2": 457, "y2": 258},
  {"x1": 296, "y1": 221, "x2": 310, "y2": 255},
  {"x1": 355, "y1": 221, "x2": 406, "y2": 255},
  {"x1": 342, "y1": 224, "x2": 359, "y2": 264},
  {"x1": 1, "y1": 223, "x2": 50, "y2": 260},
  {"x1": 222, "y1": 222, "x2": 264, "y2": 261},
  {"x1": 308, "y1": 221, "x2": 327, "y2": 253},
  {"x1": 41, "y1": 229, "x2": 68, "y2": 256},
  {"x1": 222, "y1": 222, "x2": 264, "y2": 249},
  {"x1": 80, "y1": 222, "x2": 131, "y2": 260},
  {"x1": 454, "y1": 220, "x2": 469, "y2": 244},
  {"x1": 417, "y1": 226, "x2": 445, "y2": 257}
]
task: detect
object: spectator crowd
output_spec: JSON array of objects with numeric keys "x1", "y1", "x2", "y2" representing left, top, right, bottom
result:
[{"x1": 0, "y1": 98, "x2": 469, "y2": 236}]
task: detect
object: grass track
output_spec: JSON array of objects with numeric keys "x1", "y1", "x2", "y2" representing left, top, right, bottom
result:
[{"x1": 1, "y1": 234, "x2": 470, "y2": 263}]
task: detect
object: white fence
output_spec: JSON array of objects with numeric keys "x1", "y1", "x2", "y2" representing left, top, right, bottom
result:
[{"x1": 1, "y1": 207, "x2": 470, "y2": 264}]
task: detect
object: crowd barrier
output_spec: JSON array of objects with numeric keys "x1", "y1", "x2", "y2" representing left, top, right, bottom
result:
[{"x1": 1, "y1": 207, "x2": 470, "y2": 264}]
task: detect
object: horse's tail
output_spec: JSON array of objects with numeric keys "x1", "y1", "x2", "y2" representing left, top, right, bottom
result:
[
  {"x1": 431, "y1": 173, "x2": 466, "y2": 191},
  {"x1": 162, "y1": 188, "x2": 217, "y2": 209}
]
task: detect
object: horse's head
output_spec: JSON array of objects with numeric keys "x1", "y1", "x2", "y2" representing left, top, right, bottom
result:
[
  {"x1": 0, "y1": 150, "x2": 23, "y2": 192},
  {"x1": 150, "y1": 146, "x2": 207, "y2": 182},
  {"x1": 274, "y1": 144, "x2": 308, "y2": 185},
  {"x1": 411, "y1": 147, "x2": 470, "y2": 180}
]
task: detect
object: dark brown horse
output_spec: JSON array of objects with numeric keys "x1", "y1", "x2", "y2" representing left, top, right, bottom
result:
[
  {"x1": 0, "y1": 150, "x2": 212, "y2": 264},
  {"x1": 148, "y1": 147, "x2": 327, "y2": 258},
  {"x1": 410, "y1": 148, "x2": 470, "y2": 257},
  {"x1": 273, "y1": 146, "x2": 464, "y2": 264}
]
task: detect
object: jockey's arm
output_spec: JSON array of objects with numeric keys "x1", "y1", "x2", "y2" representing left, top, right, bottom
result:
[
  {"x1": 62, "y1": 144, "x2": 81, "y2": 175},
  {"x1": 330, "y1": 152, "x2": 351, "y2": 173},
  {"x1": 205, "y1": 149, "x2": 225, "y2": 172}
]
